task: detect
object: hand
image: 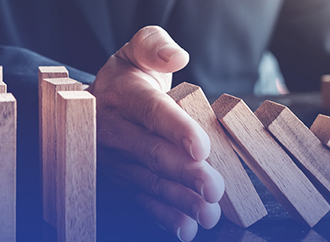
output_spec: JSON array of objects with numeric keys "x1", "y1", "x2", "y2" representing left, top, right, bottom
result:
[{"x1": 87, "y1": 26, "x2": 225, "y2": 242}]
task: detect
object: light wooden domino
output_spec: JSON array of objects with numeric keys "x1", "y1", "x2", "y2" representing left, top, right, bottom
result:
[
  {"x1": 38, "y1": 66, "x2": 69, "y2": 186},
  {"x1": 39, "y1": 74, "x2": 82, "y2": 228},
  {"x1": 56, "y1": 91, "x2": 96, "y2": 242},
  {"x1": 212, "y1": 93, "x2": 330, "y2": 227},
  {"x1": 310, "y1": 114, "x2": 330, "y2": 149},
  {"x1": 0, "y1": 66, "x2": 7, "y2": 93},
  {"x1": 167, "y1": 83, "x2": 267, "y2": 227},
  {"x1": 0, "y1": 91, "x2": 17, "y2": 242},
  {"x1": 255, "y1": 100, "x2": 330, "y2": 201}
]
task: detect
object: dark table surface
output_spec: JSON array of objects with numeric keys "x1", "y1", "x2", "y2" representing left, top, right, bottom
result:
[{"x1": 17, "y1": 92, "x2": 330, "y2": 242}]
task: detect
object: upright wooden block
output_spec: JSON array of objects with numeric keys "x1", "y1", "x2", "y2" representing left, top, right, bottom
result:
[
  {"x1": 167, "y1": 83, "x2": 267, "y2": 227},
  {"x1": 38, "y1": 66, "x2": 69, "y2": 126},
  {"x1": 212, "y1": 94, "x2": 330, "y2": 227},
  {"x1": 310, "y1": 114, "x2": 330, "y2": 149},
  {"x1": 0, "y1": 93, "x2": 17, "y2": 242},
  {"x1": 56, "y1": 91, "x2": 96, "y2": 242},
  {"x1": 40, "y1": 77, "x2": 82, "y2": 228},
  {"x1": 255, "y1": 101, "x2": 330, "y2": 201},
  {"x1": 0, "y1": 66, "x2": 7, "y2": 93},
  {"x1": 321, "y1": 75, "x2": 330, "y2": 110},
  {"x1": 38, "y1": 67, "x2": 69, "y2": 182}
]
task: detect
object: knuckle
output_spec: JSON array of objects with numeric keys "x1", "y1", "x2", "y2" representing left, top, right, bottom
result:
[
  {"x1": 148, "y1": 140, "x2": 166, "y2": 173},
  {"x1": 138, "y1": 26, "x2": 164, "y2": 40},
  {"x1": 149, "y1": 174, "x2": 165, "y2": 197},
  {"x1": 141, "y1": 93, "x2": 162, "y2": 131}
]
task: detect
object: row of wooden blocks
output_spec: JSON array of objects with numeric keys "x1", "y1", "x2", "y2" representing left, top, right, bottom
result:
[
  {"x1": 2, "y1": 66, "x2": 330, "y2": 241},
  {"x1": 168, "y1": 82, "x2": 330, "y2": 229},
  {"x1": 0, "y1": 66, "x2": 97, "y2": 242}
]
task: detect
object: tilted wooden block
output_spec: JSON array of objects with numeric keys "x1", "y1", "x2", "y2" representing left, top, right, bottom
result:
[
  {"x1": 255, "y1": 100, "x2": 330, "y2": 201},
  {"x1": 0, "y1": 93, "x2": 17, "y2": 242},
  {"x1": 40, "y1": 75, "x2": 82, "y2": 228},
  {"x1": 0, "y1": 66, "x2": 7, "y2": 93},
  {"x1": 167, "y1": 83, "x2": 267, "y2": 227},
  {"x1": 310, "y1": 114, "x2": 330, "y2": 149},
  {"x1": 212, "y1": 94, "x2": 330, "y2": 227},
  {"x1": 56, "y1": 91, "x2": 96, "y2": 242},
  {"x1": 321, "y1": 75, "x2": 330, "y2": 110}
]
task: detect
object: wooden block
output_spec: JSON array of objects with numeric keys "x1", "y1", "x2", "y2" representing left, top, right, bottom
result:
[
  {"x1": 0, "y1": 93, "x2": 17, "y2": 242},
  {"x1": 321, "y1": 75, "x2": 330, "y2": 109},
  {"x1": 167, "y1": 83, "x2": 267, "y2": 227},
  {"x1": 212, "y1": 94, "x2": 330, "y2": 227},
  {"x1": 56, "y1": 91, "x2": 96, "y2": 242},
  {"x1": 40, "y1": 77, "x2": 82, "y2": 228},
  {"x1": 255, "y1": 101, "x2": 330, "y2": 201},
  {"x1": 38, "y1": 66, "x2": 69, "y2": 208},
  {"x1": 38, "y1": 67, "x2": 69, "y2": 182},
  {"x1": 310, "y1": 114, "x2": 330, "y2": 149},
  {"x1": 0, "y1": 66, "x2": 7, "y2": 93}
]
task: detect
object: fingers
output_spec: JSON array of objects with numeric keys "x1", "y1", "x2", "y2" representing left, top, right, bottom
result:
[
  {"x1": 104, "y1": 155, "x2": 221, "y2": 241},
  {"x1": 98, "y1": 115, "x2": 224, "y2": 203}
]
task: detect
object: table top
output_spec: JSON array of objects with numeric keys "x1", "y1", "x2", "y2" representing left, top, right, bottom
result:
[{"x1": 16, "y1": 92, "x2": 330, "y2": 242}]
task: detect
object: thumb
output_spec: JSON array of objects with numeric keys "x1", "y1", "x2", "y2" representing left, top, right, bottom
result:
[{"x1": 116, "y1": 26, "x2": 189, "y2": 73}]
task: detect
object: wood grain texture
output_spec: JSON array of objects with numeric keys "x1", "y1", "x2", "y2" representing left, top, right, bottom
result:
[
  {"x1": 310, "y1": 114, "x2": 330, "y2": 149},
  {"x1": 41, "y1": 77, "x2": 82, "y2": 228},
  {"x1": 38, "y1": 66, "x2": 69, "y2": 189},
  {"x1": 167, "y1": 82, "x2": 267, "y2": 227},
  {"x1": 321, "y1": 75, "x2": 330, "y2": 110},
  {"x1": 0, "y1": 93, "x2": 17, "y2": 242},
  {"x1": 212, "y1": 93, "x2": 330, "y2": 227},
  {"x1": 255, "y1": 100, "x2": 330, "y2": 201},
  {"x1": 56, "y1": 91, "x2": 96, "y2": 242},
  {"x1": 0, "y1": 66, "x2": 6, "y2": 93}
]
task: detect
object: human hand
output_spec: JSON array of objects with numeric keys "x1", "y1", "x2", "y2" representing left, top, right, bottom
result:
[{"x1": 87, "y1": 26, "x2": 225, "y2": 242}]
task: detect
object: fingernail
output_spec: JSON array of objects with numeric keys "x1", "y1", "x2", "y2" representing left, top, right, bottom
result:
[
  {"x1": 182, "y1": 137, "x2": 196, "y2": 160},
  {"x1": 158, "y1": 44, "x2": 182, "y2": 62},
  {"x1": 177, "y1": 227, "x2": 184, "y2": 242}
]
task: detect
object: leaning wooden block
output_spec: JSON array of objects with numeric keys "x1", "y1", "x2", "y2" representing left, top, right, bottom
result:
[
  {"x1": 310, "y1": 114, "x2": 330, "y2": 149},
  {"x1": 167, "y1": 83, "x2": 267, "y2": 227},
  {"x1": 56, "y1": 91, "x2": 96, "y2": 242},
  {"x1": 255, "y1": 101, "x2": 330, "y2": 201},
  {"x1": 40, "y1": 77, "x2": 82, "y2": 228},
  {"x1": 321, "y1": 75, "x2": 330, "y2": 110},
  {"x1": 0, "y1": 66, "x2": 6, "y2": 93},
  {"x1": 0, "y1": 93, "x2": 17, "y2": 242},
  {"x1": 212, "y1": 94, "x2": 330, "y2": 227}
]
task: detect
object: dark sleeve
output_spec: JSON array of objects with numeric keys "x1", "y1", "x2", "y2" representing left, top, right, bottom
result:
[{"x1": 270, "y1": 0, "x2": 330, "y2": 92}]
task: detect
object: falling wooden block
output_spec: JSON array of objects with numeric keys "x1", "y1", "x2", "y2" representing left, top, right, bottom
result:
[
  {"x1": 0, "y1": 92, "x2": 17, "y2": 242},
  {"x1": 212, "y1": 94, "x2": 330, "y2": 227},
  {"x1": 255, "y1": 100, "x2": 330, "y2": 201},
  {"x1": 40, "y1": 76, "x2": 82, "y2": 228},
  {"x1": 167, "y1": 83, "x2": 267, "y2": 227},
  {"x1": 56, "y1": 91, "x2": 96, "y2": 242},
  {"x1": 0, "y1": 66, "x2": 7, "y2": 93},
  {"x1": 321, "y1": 75, "x2": 330, "y2": 110},
  {"x1": 310, "y1": 114, "x2": 330, "y2": 149}
]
